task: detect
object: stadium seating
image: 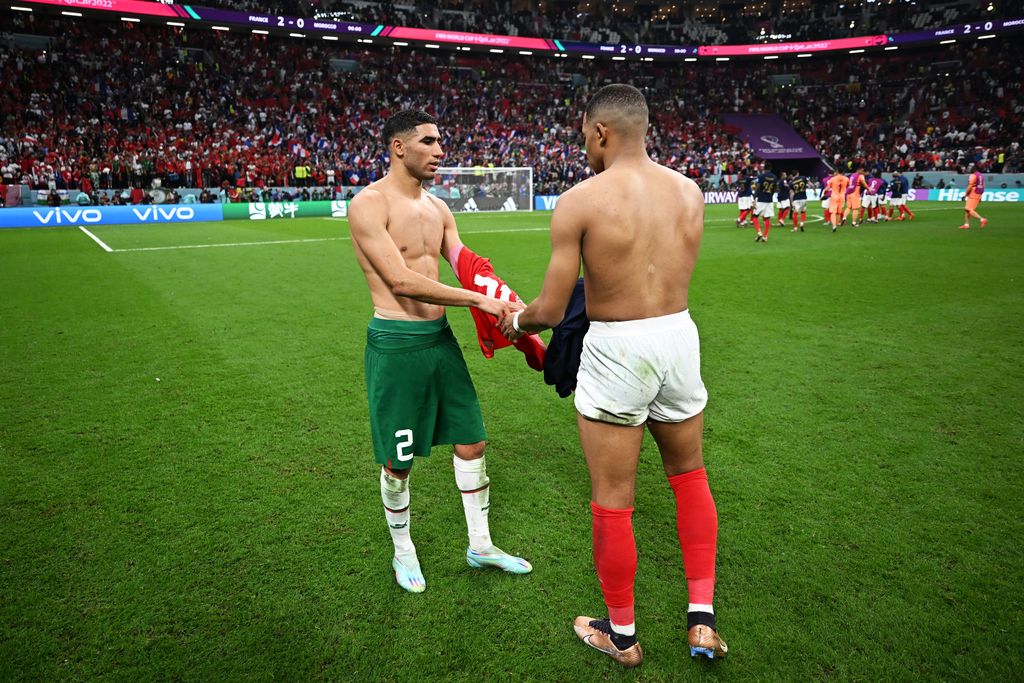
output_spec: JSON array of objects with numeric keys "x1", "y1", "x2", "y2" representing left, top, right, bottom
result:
[{"x1": 0, "y1": 8, "x2": 1019, "y2": 201}]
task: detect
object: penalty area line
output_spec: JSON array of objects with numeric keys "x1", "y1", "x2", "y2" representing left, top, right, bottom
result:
[{"x1": 79, "y1": 226, "x2": 114, "y2": 252}]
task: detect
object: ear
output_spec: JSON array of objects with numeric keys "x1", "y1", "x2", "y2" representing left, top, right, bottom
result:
[
  {"x1": 390, "y1": 137, "x2": 405, "y2": 159},
  {"x1": 594, "y1": 121, "x2": 610, "y2": 146}
]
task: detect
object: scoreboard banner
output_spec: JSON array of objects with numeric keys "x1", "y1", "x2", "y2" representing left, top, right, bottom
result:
[{"x1": 16, "y1": 0, "x2": 1022, "y2": 60}]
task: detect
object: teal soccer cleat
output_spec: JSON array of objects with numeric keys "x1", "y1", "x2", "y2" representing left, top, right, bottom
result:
[
  {"x1": 466, "y1": 546, "x2": 533, "y2": 574},
  {"x1": 392, "y1": 554, "x2": 426, "y2": 593}
]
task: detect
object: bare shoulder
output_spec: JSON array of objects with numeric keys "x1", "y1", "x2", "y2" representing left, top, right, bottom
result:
[
  {"x1": 349, "y1": 184, "x2": 388, "y2": 214},
  {"x1": 425, "y1": 190, "x2": 452, "y2": 213},
  {"x1": 555, "y1": 174, "x2": 600, "y2": 212}
]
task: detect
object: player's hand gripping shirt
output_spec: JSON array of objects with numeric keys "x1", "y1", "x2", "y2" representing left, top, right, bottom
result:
[{"x1": 455, "y1": 245, "x2": 546, "y2": 371}]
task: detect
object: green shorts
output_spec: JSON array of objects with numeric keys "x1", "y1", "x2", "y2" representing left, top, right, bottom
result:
[{"x1": 365, "y1": 315, "x2": 487, "y2": 469}]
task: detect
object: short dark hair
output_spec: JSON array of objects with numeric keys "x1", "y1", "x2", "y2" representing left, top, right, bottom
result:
[
  {"x1": 382, "y1": 110, "x2": 437, "y2": 145},
  {"x1": 764, "y1": 161, "x2": 773, "y2": 171},
  {"x1": 585, "y1": 84, "x2": 648, "y2": 128}
]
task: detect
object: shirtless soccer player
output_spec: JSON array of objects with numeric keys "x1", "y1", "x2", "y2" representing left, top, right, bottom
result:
[
  {"x1": 500, "y1": 84, "x2": 725, "y2": 667},
  {"x1": 348, "y1": 109, "x2": 532, "y2": 594}
]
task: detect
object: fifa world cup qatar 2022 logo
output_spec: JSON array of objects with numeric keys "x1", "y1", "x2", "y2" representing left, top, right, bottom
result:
[{"x1": 760, "y1": 135, "x2": 785, "y2": 149}]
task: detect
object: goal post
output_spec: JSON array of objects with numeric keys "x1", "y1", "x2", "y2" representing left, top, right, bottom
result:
[{"x1": 426, "y1": 167, "x2": 533, "y2": 213}]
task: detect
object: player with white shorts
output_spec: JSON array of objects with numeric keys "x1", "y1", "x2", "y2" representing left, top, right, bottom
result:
[
  {"x1": 575, "y1": 311, "x2": 707, "y2": 427},
  {"x1": 753, "y1": 200, "x2": 774, "y2": 219}
]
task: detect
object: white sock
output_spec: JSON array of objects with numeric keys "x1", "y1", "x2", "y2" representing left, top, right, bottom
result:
[
  {"x1": 380, "y1": 468, "x2": 415, "y2": 558},
  {"x1": 688, "y1": 603, "x2": 714, "y2": 615},
  {"x1": 453, "y1": 454, "x2": 492, "y2": 552},
  {"x1": 610, "y1": 621, "x2": 636, "y2": 637}
]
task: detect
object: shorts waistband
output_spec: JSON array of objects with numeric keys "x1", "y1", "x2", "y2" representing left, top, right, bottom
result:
[
  {"x1": 366, "y1": 315, "x2": 452, "y2": 353},
  {"x1": 587, "y1": 310, "x2": 693, "y2": 337},
  {"x1": 368, "y1": 314, "x2": 448, "y2": 334}
]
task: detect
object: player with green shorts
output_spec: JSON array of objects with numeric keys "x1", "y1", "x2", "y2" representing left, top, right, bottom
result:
[
  {"x1": 348, "y1": 110, "x2": 532, "y2": 595},
  {"x1": 365, "y1": 316, "x2": 486, "y2": 470}
]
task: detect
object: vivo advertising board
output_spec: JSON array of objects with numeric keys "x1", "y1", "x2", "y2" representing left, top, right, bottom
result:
[{"x1": 0, "y1": 204, "x2": 223, "y2": 229}]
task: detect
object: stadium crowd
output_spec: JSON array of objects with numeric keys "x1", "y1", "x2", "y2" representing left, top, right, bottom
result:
[{"x1": 0, "y1": 9, "x2": 1020, "y2": 200}]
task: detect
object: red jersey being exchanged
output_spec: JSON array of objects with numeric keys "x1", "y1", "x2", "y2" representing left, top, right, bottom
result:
[{"x1": 455, "y1": 245, "x2": 546, "y2": 371}]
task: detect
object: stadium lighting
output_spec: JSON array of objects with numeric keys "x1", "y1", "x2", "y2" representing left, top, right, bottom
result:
[
  {"x1": 357, "y1": 38, "x2": 374, "y2": 43},
  {"x1": 684, "y1": 57, "x2": 697, "y2": 62},
  {"x1": 612, "y1": 56, "x2": 626, "y2": 60},
  {"x1": 489, "y1": 48, "x2": 504, "y2": 53},
  {"x1": 716, "y1": 57, "x2": 729, "y2": 61},
  {"x1": 322, "y1": 35, "x2": 339, "y2": 40},
  {"x1": 61, "y1": 10, "x2": 82, "y2": 16},
  {"x1": 978, "y1": 34, "x2": 995, "y2": 39},
  {"x1": 288, "y1": 33, "x2": 305, "y2": 38},
  {"x1": 582, "y1": 55, "x2": 595, "y2": 59},
  {"x1": 425, "y1": 43, "x2": 440, "y2": 48},
  {"x1": 518, "y1": 50, "x2": 533, "y2": 55},
  {"x1": 211, "y1": 26, "x2": 230, "y2": 31},
  {"x1": 166, "y1": 21, "x2": 185, "y2": 26},
  {"x1": 10, "y1": 6, "x2": 33, "y2": 11},
  {"x1": 120, "y1": 17, "x2": 140, "y2": 22},
  {"x1": 940, "y1": 39, "x2": 957, "y2": 44},
  {"x1": 884, "y1": 46, "x2": 898, "y2": 50},
  {"x1": 797, "y1": 53, "x2": 812, "y2": 57},
  {"x1": 252, "y1": 29, "x2": 268, "y2": 34},
  {"x1": 642, "y1": 57, "x2": 653, "y2": 61},
  {"x1": 393, "y1": 41, "x2": 409, "y2": 46},
  {"x1": 849, "y1": 49, "x2": 865, "y2": 53},
  {"x1": 764, "y1": 55, "x2": 778, "y2": 59}
]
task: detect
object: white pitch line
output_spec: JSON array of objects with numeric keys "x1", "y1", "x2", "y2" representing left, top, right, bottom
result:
[
  {"x1": 107, "y1": 207, "x2": 956, "y2": 253},
  {"x1": 79, "y1": 225, "x2": 113, "y2": 252},
  {"x1": 114, "y1": 236, "x2": 343, "y2": 252}
]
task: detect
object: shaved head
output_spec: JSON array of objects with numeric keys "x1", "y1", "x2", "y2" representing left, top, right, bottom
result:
[{"x1": 584, "y1": 84, "x2": 649, "y2": 137}]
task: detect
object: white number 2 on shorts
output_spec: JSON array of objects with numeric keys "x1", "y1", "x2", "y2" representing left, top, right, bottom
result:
[{"x1": 394, "y1": 429, "x2": 414, "y2": 462}]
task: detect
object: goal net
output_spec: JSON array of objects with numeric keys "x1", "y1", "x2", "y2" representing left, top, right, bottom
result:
[{"x1": 427, "y1": 167, "x2": 533, "y2": 213}]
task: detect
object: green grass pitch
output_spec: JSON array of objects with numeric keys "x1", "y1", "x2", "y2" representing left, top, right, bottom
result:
[{"x1": 1, "y1": 203, "x2": 1022, "y2": 680}]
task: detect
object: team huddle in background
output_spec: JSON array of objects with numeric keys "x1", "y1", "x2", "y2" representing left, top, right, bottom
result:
[{"x1": 736, "y1": 166, "x2": 989, "y2": 239}]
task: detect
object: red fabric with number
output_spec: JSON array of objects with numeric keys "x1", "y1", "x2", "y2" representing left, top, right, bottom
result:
[{"x1": 455, "y1": 245, "x2": 546, "y2": 371}]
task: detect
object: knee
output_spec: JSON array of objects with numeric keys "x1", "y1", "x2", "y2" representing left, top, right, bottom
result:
[
  {"x1": 454, "y1": 441, "x2": 486, "y2": 461},
  {"x1": 383, "y1": 465, "x2": 411, "y2": 482}
]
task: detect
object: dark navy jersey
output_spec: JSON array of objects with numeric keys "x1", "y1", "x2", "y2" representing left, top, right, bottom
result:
[
  {"x1": 790, "y1": 176, "x2": 808, "y2": 200},
  {"x1": 889, "y1": 177, "x2": 904, "y2": 199},
  {"x1": 738, "y1": 175, "x2": 754, "y2": 197},
  {"x1": 776, "y1": 179, "x2": 791, "y2": 200},
  {"x1": 878, "y1": 179, "x2": 889, "y2": 196},
  {"x1": 755, "y1": 172, "x2": 777, "y2": 202}
]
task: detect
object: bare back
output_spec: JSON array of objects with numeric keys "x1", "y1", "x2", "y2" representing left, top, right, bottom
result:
[
  {"x1": 349, "y1": 177, "x2": 453, "y2": 320},
  {"x1": 570, "y1": 159, "x2": 703, "y2": 321}
]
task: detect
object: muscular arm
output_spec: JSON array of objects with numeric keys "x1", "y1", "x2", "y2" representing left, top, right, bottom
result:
[
  {"x1": 349, "y1": 189, "x2": 505, "y2": 315},
  {"x1": 503, "y1": 190, "x2": 584, "y2": 335}
]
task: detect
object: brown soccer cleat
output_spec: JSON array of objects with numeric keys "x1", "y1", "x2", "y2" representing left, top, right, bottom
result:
[
  {"x1": 573, "y1": 616, "x2": 643, "y2": 668},
  {"x1": 688, "y1": 624, "x2": 728, "y2": 659}
]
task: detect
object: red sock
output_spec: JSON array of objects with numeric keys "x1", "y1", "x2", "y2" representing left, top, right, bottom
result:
[
  {"x1": 738, "y1": 209, "x2": 749, "y2": 222},
  {"x1": 905, "y1": 207, "x2": 914, "y2": 219},
  {"x1": 800, "y1": 211, "x2": 806, "y2": 224},
  {"x1": 591, "y1": 502, "x2": 636, "y2": 625},
  {"x1": 762, "y1": 218, "x2": 771, "y2": 236},
  {"x1": 778, "y1": 208, "x2": 788, "y2": 221},
  {"x1": 824, "y1": 209, "x2": 831, "y2": 223},
  {"x1": 668, "y1": 468, "x2": 718, "y2": 605},
  {"x1": 752, "y1": 216, "x2": 761, "y2": 231}
]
